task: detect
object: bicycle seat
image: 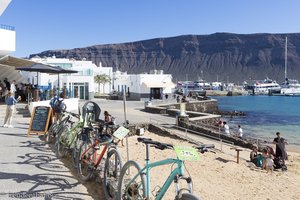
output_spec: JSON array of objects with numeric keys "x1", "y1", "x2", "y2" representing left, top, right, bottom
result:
[
  {"x1": 97, "y1": 133, "x2": 113, "y2": 144},
  {"x1": 91, "y1": 121, "x2": 102, "y2": 129},
  {"x1": 137, "y1": 137, "x2": 173, "y2": 150}
]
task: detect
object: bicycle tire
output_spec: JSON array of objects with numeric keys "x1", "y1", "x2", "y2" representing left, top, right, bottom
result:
[
  {"x1": 77, "y1": 138, "x2": 94, "y2": 181},
  {"x1": 117, "y1": 160, "x2": 146, "y2": 200},
  {"x1": 55, "y1": 125, "x2": 69, "y2": 158},
  {"x1": 103, "y1": 148, "x2": 123, "y2": 199},
  {"x1": 178, "y1": 193, "x2": 200, "y2": 200},
  {"x1": 72, "y1": 132, "x2": 85, "y2": 168},
  {"x1": 45, "y1": 123, "x2": 57, "y2": 143}
]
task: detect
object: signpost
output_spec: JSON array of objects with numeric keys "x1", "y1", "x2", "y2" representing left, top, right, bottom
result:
[{"x1": 27, "y1": 106, "x2": 52, "y2": 137}]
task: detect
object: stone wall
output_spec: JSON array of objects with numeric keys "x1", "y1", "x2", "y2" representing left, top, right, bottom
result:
[
  {"x1": 185, "y1": 100, "x2": 218, "y2": 113},
  {"x1": 145, "y1": 99, "x2": 219, "y2": 114},
  {"x1": 177, "y1": 118, "x2": 255, "y2": 149}
]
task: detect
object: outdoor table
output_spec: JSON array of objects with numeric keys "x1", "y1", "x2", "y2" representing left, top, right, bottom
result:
[{"x1": 230, "y1": 147, "x2": 243, "y2": 164}]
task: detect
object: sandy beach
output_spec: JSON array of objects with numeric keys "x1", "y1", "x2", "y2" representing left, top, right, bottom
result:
[
  {"x1": 84, "y1": 99, "x2": 300, "y2": 200},
  {"x1": 117, "y1": 130, "x2": 300, "y2": 200}
]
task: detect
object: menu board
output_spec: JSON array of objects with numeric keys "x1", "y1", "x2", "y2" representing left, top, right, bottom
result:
[{"x1": 27, "y1": 106, "x2": 52, "y2": 136}]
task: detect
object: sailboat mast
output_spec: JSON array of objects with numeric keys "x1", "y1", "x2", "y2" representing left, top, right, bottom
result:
[{"x1": 285, "y1": 37, "x2": 287, "y2": 80}]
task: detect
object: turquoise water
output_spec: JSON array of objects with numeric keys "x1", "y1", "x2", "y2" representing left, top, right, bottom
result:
[{"x1": 214, "y1": 95, "x2": 300, "y2": 145}]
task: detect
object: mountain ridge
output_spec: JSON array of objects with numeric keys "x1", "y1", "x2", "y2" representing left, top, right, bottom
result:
[{"x1": 30, "y1": 32, "x2": 300, "y2": 82}]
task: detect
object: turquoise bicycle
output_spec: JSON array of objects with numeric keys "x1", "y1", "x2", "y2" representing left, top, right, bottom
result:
[{"x1": 117, "y1": 137, "x2": 199, "y2": 200}]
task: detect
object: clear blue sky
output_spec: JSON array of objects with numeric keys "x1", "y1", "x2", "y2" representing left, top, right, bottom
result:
[{"x1": 1, "y1": 0, "x2": 300, "y2": 57}]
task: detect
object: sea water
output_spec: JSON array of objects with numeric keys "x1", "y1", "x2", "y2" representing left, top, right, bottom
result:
[{"x1": 214, "y1": 95, "x2": 300, "y2": 145}]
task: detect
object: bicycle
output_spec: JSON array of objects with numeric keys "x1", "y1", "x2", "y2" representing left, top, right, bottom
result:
[
  {"x1": 55, "y1": 111, "x2": 83, "y2": 162},
  {"x1": 44, "y1": 111, "x2": 71, "y2": 144},
  {"x1": 77, "y1": 122, "x2": 129, "y2": 199},
  {"x1": 117, "y1": 137, "x2": 201, "y2": 200}
]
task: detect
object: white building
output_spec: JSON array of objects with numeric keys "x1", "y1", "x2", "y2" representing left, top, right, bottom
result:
[
  {"x1": 113, "y1": 69, "x2": 176, "y2": 100},
  {"x1": 0, "y1": 0, "x2": 30, "y2": 83},
  {"x1": 29, "y1": 56, "x2": 113, "y2": 100}
]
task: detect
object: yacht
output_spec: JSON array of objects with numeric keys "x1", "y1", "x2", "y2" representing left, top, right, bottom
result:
[
  {"x1": 279, "y1": 37, "x2": 300, "y2": 96},
  {"x1": 280, "y1": 79, "x2": 300, "y2": 96},
  {"x1": 253, "y1": 79, "x2": 281, "y2": 95}
]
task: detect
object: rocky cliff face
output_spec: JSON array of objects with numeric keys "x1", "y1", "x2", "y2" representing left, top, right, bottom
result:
[{"x1": 30, "y1": 33, "x2": 300, "y2": 82}]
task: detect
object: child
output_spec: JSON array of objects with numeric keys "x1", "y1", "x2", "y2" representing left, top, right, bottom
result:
[{"x1": 262, "y1": 148, "x2": 274, "y2": 173}]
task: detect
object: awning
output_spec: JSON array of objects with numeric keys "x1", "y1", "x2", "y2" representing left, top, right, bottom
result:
[
  {"x1": 142, "y1": 81, "x2": 176, "y2": 88},
  {"x1": 0, "y1": 56, "x2": 36, "y2": 82},
  {"x1": 0, "y1": 55, "x2": 35, "y2": 67}
]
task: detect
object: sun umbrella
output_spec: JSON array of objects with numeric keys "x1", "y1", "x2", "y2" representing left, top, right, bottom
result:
[
  {"x1": 15, "y1": 63, "x2": 62, "y2": 86},
  {"x1": 15, "y1": 63, "x2": 78, "y2": 99},
  {"x1": 15, "y1": 63, "x2": 78, "y2": 88}
]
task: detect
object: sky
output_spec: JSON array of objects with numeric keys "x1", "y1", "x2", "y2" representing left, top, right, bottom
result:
[{"x1": 1, "y1": 0, "x2": 300, "y2": 57}]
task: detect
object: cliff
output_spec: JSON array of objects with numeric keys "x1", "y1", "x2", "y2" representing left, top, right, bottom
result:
[{"x1": 30, "y1": 32, "x2": 300, "y2": 82}]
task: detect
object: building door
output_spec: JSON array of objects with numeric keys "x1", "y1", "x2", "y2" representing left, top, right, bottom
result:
[
  {"x1": 73, "y1": 83, "x2": 89, "y2": 100},
  {"x1": 79, "y1": 86, "x2": 85, "y2": 99},
  {"x1": 150, "y1": 88, "x2": 162, "y2": 99}
]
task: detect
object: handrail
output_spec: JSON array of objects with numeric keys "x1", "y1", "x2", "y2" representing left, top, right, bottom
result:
[
  {"x1": 188, "y1": 118, "x2": 273, "y2": 147},
  {"x1": 0, "y1": 24, "x2": 15, "y2": 31}
]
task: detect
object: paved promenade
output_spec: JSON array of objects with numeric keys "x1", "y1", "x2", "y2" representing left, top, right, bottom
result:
[
  {"x1": 0, "y1": 99, "x2": 176, "y2": 200},
  {"x1": 0, "y1": 103, "x2": 96, "y2": 200}
]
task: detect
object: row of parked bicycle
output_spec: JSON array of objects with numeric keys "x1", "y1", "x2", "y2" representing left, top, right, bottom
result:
[{"x1": 43, "y1": 101, "x2": 215, "y2": 200}]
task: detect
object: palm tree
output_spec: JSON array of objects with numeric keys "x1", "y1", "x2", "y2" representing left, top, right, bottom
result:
[{"x1": 94, "y1": 74, "x2": 111, "y2": 94}]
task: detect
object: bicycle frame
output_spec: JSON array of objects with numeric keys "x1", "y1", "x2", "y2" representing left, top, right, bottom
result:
[
  {"x1": 80, "y1": 139, "x2": 108, "y2": 169},
  {"x1": 127, "y1": 158, "x2": 184, "y2": 200},
  {"x1": 60, "y1": 122, "x2": 83, "y2": 147}
]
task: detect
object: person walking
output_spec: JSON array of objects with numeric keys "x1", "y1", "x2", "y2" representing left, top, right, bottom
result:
[
  {"x1": 223, "y1": 121, "x2": 230, "y2": 136},
  {"x1": 3, "y1": 91, "x2": 21, "y2": 128},
  {"x1": 238, "y1": 125, "x2": 243, "y2": 138},
  {"x1": 273, "y1": 132, "x2": 288, "y2": 163}
]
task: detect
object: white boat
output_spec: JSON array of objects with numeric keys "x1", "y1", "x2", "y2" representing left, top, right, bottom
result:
[
  {"x1": 253, "y1": 78, "x2": 281, "y2": 95},
  {"x1": 280, "y1": 37, "x2": 300, "y2": 96},
  {"x1": 280, "y1": 79, "x2": 300, "y2": 96}
]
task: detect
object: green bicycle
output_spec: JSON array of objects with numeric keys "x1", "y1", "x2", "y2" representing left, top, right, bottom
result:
[
  {"x1": 117, "y1": 137, "x2": 200, "y2": 200},
  {"x1": 55, "y1": 112, "x2": 83, "y2": 166}
]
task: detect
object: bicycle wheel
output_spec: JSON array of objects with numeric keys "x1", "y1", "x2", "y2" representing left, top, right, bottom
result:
[
  {"x1": 45, "y1": 123, "x2": 58, "y2": 143},
  {"x1": 117, "y1": 160, "x2": 146, "y2": 200},
  {"x1": 55, "y1": 124, "x2": 69, "y2": 158},
  {"x1": 178, "y1": 193, "x2": 200, "y2": 200},
  {"x1": 72, "y1": 132, "x2": 85, "y2": 168},
  {"x1": 77, "y1": 139, "x2": 94, "y2": 181},
  {"x1": 103, "y1": 148, "x2": 123, "y2": 199}
]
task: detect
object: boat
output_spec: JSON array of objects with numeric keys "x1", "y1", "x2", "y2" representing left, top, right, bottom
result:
[
  {"x1": 253, "y1": 78, "x2": 281, "y2": 95},
  {"x1": 280, "y1": 37, "x2": 300, "y2": 96},
  {"x1": 280, "y1": 79, "x2": 300, "y2": 96}
]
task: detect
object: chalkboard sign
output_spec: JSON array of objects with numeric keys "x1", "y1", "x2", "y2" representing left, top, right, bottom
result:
[{"x1": 27, "y1": 106, "x2": 52, "y2": 136}]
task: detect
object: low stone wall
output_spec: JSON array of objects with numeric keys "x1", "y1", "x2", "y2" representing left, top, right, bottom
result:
[
  {"x1": 145, "y1": 99, "x2": 218, "y2": 114},
  {"x1": 185, "y1": 99, "x2": 219, "y2": 113},
  {"x1": 143, "y1": 99, "x2": 256, "y2": 150},
  {"x1": 177, "y1": 118, "x2": 255, "y2": 149}
]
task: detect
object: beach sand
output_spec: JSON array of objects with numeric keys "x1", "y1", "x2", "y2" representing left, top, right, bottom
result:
[{"x1": 117, "y1": 130, "x2": 300, "y2": 200}]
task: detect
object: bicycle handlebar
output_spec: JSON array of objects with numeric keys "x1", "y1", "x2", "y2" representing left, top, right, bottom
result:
[
  {"x1": 194, "y1": 144, "x2": 215, "y2": 154},
  {"x1": 137, "y1": 137, "x2": 173, "y2": 150},
  {"x1": 64, "y1": 111, "x2": 80, "y2": 119}
]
